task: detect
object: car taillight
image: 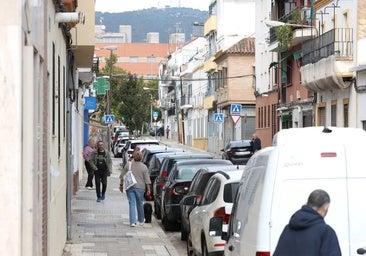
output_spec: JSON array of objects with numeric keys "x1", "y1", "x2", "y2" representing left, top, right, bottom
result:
[
  {"x1": 159, "y1": 182, "x2": 165, "y2": 188},
  {"x1": 256, "y1": 252, "x2": 270, "y2": 256},
  {"x1": 171, "y1": 185, "x2": 189, "y2": 195},
  {"x1": 213, "y1": 207, "x2": 230, "y2": 224},
  {"x1": 196, "y1": 194, "x2": 203, "y2": 204},
  {"x1": 161, "y1": 170, "x2": 168, "y2": 178}
]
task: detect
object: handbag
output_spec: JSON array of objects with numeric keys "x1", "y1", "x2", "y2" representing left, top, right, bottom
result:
[{"x1": 123, "y1": 162, "x2": 137, "y2": 190}]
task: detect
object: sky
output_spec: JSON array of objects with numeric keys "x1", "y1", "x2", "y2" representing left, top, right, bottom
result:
[{"x1": 95, "y1": 0, "x2": 212, "y2": 13}]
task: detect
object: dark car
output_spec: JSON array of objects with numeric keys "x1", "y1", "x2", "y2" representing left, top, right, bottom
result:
[
  {"x1": 221, "y1": 140, "x2": 253, "y2": 165},
  {"x1": 153, "y1": 152, "x2": 213, "y2": 220},
  {"x1": 141, "y1": 146, "x2": 184, "y2": 169},
  {"x1": 149, "y1": 126, "x2": 164, "y2": 136},
  {"x1": 179, "y1": 165, "x2": 245, "y2": 240},
  {"x1": 160, "y1": 159, "x2": 233, "y2": 231}
]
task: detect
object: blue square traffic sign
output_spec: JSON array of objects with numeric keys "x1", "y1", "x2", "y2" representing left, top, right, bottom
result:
[{"x1": 230, "y1": 104, "x2": 242, "y2": 115}]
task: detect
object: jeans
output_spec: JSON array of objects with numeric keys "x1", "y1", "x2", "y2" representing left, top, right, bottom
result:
[
  {"x1": 94, "y1": 170, "x2": 108, "y2": 198},
  {"x1": 126, "y1": 187, "x2": 145, "y2": 224}
]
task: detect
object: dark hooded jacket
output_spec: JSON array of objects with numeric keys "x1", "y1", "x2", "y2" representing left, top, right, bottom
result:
[{"x1": 273, "y1": 205, "x2": 341, "y2": 256}]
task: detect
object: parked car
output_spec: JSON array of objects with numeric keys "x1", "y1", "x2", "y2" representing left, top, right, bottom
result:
[
  {"x1": 112, "y1": 127, "x2": 130, "y2": 150},
  {"x1": 149, "y1": 126, "x2": 164, "y2": 136},
  {"x1": 221, "y1": 140, "x2": 253, "y2": 165},
  {"x1": 113, "y1": 136, "x2": 129, "y2": 158},
  {"x1": 153, "y1": 152, "x2": 214, "y2": 220},
  {"x1": 224, "y1": 127, "x2": 366, "y2": 256},
  {"x1": 141, "y1": 145, "x2": 184, "y2": 169},
  {"x1": 180, "y1": 165, "x2": 245, "y2": 241},
  {"x1": 121, "y1": 139, "x2": 159, "y2": 166},
  {"x1": 160, "y1": 159, "x2": 233, "y2": 231},
  {"x1": 187, "y1": 169, "x2": 243, "y2": 256}
]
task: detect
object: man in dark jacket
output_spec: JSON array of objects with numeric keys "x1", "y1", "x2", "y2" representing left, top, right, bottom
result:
[
  {"x1": 273, "y1": 189, "x2": 341, "y2": 256},
  {"x1": 90, "y1": 140, "x2": 112, "y2": 202}
]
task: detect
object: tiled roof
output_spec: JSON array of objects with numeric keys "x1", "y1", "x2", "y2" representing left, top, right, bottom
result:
[{"x1": 226, "y1": 37, "x2": 255, "y2": 55}]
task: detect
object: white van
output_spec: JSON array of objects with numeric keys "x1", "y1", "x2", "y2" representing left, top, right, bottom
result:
[{"x1": 224, "y1": 127, "x2": 366, "y2": 256}]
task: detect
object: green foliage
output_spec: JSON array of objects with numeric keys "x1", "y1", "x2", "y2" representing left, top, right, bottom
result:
[
  {"x1": 275, "y1": 25, "x2": 293, "y2": 49},
  {"x1": 289, "y1": 9, "x2": 300, "y2": 24},
  {"x1": 96, "y1": 54, "x2": 151, "y2": 130}
]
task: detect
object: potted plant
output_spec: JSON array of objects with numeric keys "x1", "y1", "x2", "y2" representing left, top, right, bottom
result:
[{"x1": 275, "y1": 25, "x2": 293, "y2": 49}]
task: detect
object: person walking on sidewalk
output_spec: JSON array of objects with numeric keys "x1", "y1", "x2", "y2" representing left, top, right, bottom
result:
[
  {"x1": 90, "y1": 140, "x2": 112, "y2": 202},
  {"x1": 83, "y1": 138, "x2": 95, "y2": 190},
  {"x1": 166, "y1": 125, "x2": 170, "y2": 139},
  {"x1": 120, "y1": 151, "x2": 152, "y2": 227}
]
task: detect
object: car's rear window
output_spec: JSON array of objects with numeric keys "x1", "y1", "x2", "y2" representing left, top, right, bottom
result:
[{"x1": 231, "y1": 141, "x2": 251, "y2": 148}]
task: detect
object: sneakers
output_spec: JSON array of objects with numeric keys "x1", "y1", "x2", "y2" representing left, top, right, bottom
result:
[
  {"x1": 130, "y1": 223, "x2": 136, "y2": 227},
  {"x1": 138, "y1": 219, "x2": 145, "y2": 226},
  {"x1": 96, "y1": 197, "x2": 102, "y2": 202},
  {"x1": 101, "y1": 194, "x2": 105, "y2": 200},
  {"x1": 86, "y1": 186, "x2": 93, "y2": 190}
]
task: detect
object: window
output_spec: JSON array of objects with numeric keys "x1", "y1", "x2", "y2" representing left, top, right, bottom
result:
[
  {"x1": 343, "y1": 100, "x2": 349, "y2": 127},
  {"x1": 331, "y1": 101, "x2": 337, "y2": 126},
  {"x1": 130, "y1": 56, "x2": 139, "y2": 63},
  {"x1": 222, "y1": 67, "x2": 228, "y2": 87},
  {"x1": 201, "y1": 178, "x2": 220, "y2": 205},
  {"x1": 317, "y1": 103, "x2": 326, "y2": 126},
  {"x1": 147, "y1": 56, "x2": 156, "y2": 63}
]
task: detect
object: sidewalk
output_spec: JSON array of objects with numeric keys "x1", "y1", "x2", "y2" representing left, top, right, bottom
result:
[
  {"x1": 63, "y1": 136, "x2": 217, "y2": 256},
  {"x1": 63, "y1": 164, "x2": 185, "y2": 256}
]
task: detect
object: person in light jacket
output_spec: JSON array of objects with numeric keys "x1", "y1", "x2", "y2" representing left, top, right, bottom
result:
[
  {"x1": 120, "y1": 151, "x2": 151, "y2": 227},
  {"x1": 273, "y1": 189, "x2": 341, "y2": 256}
]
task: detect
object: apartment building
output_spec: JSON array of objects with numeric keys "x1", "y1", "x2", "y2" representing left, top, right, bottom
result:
[{"x1": 0, "y1": 0, "x2": 94, "y2": 255}]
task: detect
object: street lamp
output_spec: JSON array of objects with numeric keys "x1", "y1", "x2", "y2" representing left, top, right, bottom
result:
[
  {"x1": 105, "y1": 45, "x2": 117, "y2": 151},
  {"x1": 143, "y1": 87, "x2": 159, "y2": 136}
]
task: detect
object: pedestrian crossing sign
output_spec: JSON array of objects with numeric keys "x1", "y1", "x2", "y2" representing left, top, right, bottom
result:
[
  {"x1": 104, "y1": 114, "x2": 115, "y2": 124},
  {"x1": 213, "y1": 113, "x2": 224, "y2": 124},
  {"x1": 230, "y1": 104, "x2": 242, "y2": 115}
]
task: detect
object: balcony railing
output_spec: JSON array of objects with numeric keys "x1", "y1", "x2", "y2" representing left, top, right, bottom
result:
[
  {"x1": 269, "y1": 7, "x2": 312, "y2": 44},
  {"x1": 302, "y1": 28, "x2": 353, "y2": 66}
]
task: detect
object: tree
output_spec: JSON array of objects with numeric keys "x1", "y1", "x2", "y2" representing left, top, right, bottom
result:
[
  {"x1": 96, "y1": 54, "x2": 155, "y2": 133},
  {"x1": 118, "y1": 75, "x2": 151, "y2": 134}
]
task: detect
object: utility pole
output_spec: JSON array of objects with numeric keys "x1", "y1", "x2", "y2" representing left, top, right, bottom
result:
[{"x1": 105, "y1": 45, "x2": 117, "y2": 151}]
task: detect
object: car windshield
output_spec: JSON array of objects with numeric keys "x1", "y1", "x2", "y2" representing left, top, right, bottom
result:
[{"x1": 177, "y1": 167, "x2": 198, "y2": 179}]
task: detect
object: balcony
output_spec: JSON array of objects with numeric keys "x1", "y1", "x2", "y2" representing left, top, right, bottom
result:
[
  {"x1": 180, "y1": 95, "x2": 193, "y2": 110},
  {"x1": 204, "y1": 15, "x2": 217, "y2": 36},
  {"x1": 300, "y1": 28, "x2": 354, "y2": 92},
  {"x1": 268, "y1": 7, "x2": 316, "y2": 52},
  {"x1": 70, "y1": 0, "x2": 95, "y2": 69}
]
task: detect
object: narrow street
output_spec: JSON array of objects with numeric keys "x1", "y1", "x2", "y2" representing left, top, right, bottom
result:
[{"x1": 63, "y1": 138, "x2": 199, "y2": 256}]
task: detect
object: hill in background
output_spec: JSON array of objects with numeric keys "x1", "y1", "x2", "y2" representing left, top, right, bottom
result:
[{"x1": 95, "y1": 7, "x2": 208, "y2": 43}]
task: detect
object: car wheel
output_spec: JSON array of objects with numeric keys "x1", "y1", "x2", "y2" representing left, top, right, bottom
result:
[
  {"x1": 154, "y1": 200, "x2": 161, "y2": 219},
  {"x1": 162, "y1": 211, "x2": 175, "y2": 231},
  {"x1": 187, "y1": 233, "x2": 194, "y2": 256},
  {"x1": 181, "y1": 228, "x2": 188, "y2": 241},
  {"x1": 201, "y1": 236, "x2": 209, "y2": 256}
]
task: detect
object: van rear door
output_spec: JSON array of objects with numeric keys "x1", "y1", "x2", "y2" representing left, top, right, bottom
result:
[{"x1": 270, "y1": 143, "x2": 348, "y2": 254}]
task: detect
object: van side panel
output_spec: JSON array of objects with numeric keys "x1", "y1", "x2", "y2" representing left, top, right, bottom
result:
[{"x1": 345, "y1": 134, "x2": 366, "y2": 255}]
